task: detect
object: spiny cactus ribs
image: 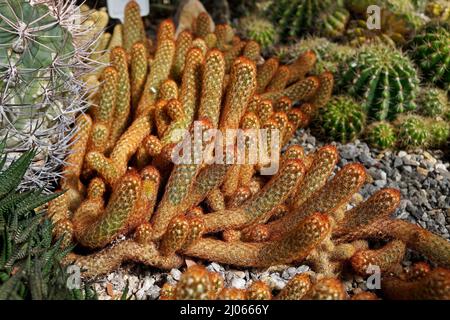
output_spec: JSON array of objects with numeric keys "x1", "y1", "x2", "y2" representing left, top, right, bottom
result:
[
  {"x1": 45, "y1": 1, "x2": 450, "y2": 300},
  {"x1": 0, "y1": 0, "x2": 99, "y2": 191}
]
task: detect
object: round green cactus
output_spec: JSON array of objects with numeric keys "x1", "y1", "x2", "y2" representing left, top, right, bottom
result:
[
  {"x1": 269, "y1": 0, "x2": 339, "y2": 38},
  {"x1": 316, "y1": 96, "x2": 366, "y2": 143},
  {"x1": 417, "y1": 87, "x2": 449, "y2": 117},
  {"x1": 429, "y1": 120, "x2": 450, "y2": 147},
  {"x1": 338, "y1": 45, "x2": 420, "y2": 121},
  {"x1": 396, "y1": 115, "x2": 429, "y2": 148},
  {"x1": 408, "y1": 22, "x2": 450, "y2": 91},
  {"x1": 366, "y1": 121, "x2": 397, "y2": 149},
  {"x1": 0, "y1": 0, "x2": 96, "y2": 190},
  {"x1": 319, "y1": 7, "x2": 350, "y2": 38},
  {"x1": 238, "y1": 16, "x2": 278, "y2": 49}
]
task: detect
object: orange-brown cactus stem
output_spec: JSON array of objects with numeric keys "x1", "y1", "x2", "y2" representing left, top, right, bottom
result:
[
  {"x1": 351, "y1": 292, "x2": 379, "y2": 300},
  {"x1": 215, "y1": 24, "x2": 234, "y2": 50},
  {"x1": 238, "y1": 112, "x2": 260, "y2": 188},
  {"x1": 183, "y1": 213, "x2": 330, "y2": 267},
  {"x1": 260, "y1": 76, "x2": 320, "y2": 105},
  {"x1": 257, "y1": 99, "x2": 273, "y2": 125},
  {"x1": 123, "y1": 0, "x2": 146, "y2": 52},
  {"x1": 241, "y1": 224, "x2": 270, "y2": 242},
  {"x1": 157, "y1": 19, "x2": 175, "y2": 42},
  {"x1": 203, "y1": 160, "x2": 305, "y2": 233},
  {"x1": 192, "y1": 38, "x2": 208, "y2": 57},
  {"x1": 138, "y1": 165, "x2": 161, "y2": 221},
  {"x1": 217, "y1": 288, "x2": 248, "y2": 300},
  {"x1": 130, "y1": 42, "x2": 148, "y2": 109},
  {"x1": 224, "y1": 41, "x2": 246, "y2": 72},
  {"x1": 179, "y1": 48, "x2": 204, "y2": 125},
  {"x1": 137, "y1": 39, "x2": 175, "y2": 116},
  {"x1": 75, "y1": 170, "x2": 142, "y2": 248},
  {"x1": 154, "y1": 99, "x2": 171, "y2": 138},
  {"x1": 243, "y1": 40, "x2": 261, "y2": 63},
  {"x1": 160, "y1": 215, "x2": 190, "y2": 256},
  {"x1": 268, "y1": 162, "x2": 366, "y2": 240},
  {"x1": 198, "y1": 49, "x2": 225, "y2": 127},
  {"x1": 247, "y1": 95, "x2": 261, "y2": 113},
  {"x1": 204, "y1": 33, "x2": 217, "y2": 49},
  {"x1": 48, "y1": 191, "x2": 71, "y2": 225},
  {"x1": 407, "y1": 262, "x2": 431, "y2": 281},
  {"x1": 90, "y1": 66, "x2": 118, "y2": 152},
  {"x1": 266, "y1": 66, "x2": 290, "y2": 92},
  {"x1": 193, "y1": 12, "x2": 212, "y2": 38},
  {"x1": 171, "y1": 31, "x2": 193, "y2": 81},
  {"x1": 247, "y1": 281, "x2": 272, "y2": 300},
  {"x1": 73, "y1": 239, "x2": 183, "y2": 278},
  {"x1": 208, "y1": 272, "x2": 225, "y2": 299},
  {"x1": 283, "y1": 145, "x2": 305, "y2": 163},
  {"x1": 305, "y1": 72, "x2": 334, "y2": 117},
  {"x1": 160, "y1": 283, "x2": 176, "y2": 300},
  {"x1": 332, "y1": 188, "x2": 402, "y2": 240},
  {"x1": 226, "y1": 186, "x2": 252, "y2": 209},
  {"x1": 287, "y1": 145, "x2": 339, "y2": 209},
  {"x1": 159, "y1": 80, "x2": 179, "y2": 101},
  {"x1": 303, "y1": 278, "x2": 347, "y2": 300},
  {"x1": 174, "y1": 265, "x2": 215, "y2": 300},
  {"x1": 276, "y1": 274, "x2": 311, "y2": 300},
  {"x1": 351, "y1": 240, "x2": 406, "y2": 276},
  {"x1": 256, "y1": 58, "x2": 279, "y2": 94},
  {"x1": 275, "y1": 96, "x2": 293, "y2": 113},
  {"x1": 109, "y1": 47, "x2": 131, "y2": 146},
  {"x1": 381, "y1": 268, "x2": 450, "y2": 300},
  {"x1": 206, "y1": 188, "x2": 225, "y2": 211},
  {"x1": 287, "y1": 50, "x2": 317, "y2": 84}
]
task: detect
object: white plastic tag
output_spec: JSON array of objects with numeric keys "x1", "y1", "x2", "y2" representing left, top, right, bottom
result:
[{"x1": 106, "y1": 0, "x2": 150, "y2": 22}]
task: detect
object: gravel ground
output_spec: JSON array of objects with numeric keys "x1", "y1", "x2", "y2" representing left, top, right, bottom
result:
[{"x1": 88, "y1": 129, "x2": 450, "y2": 300}]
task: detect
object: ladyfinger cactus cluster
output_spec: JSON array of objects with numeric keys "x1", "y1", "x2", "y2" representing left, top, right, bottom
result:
[{"x1": 44, "y1": 1, "x2": 450, "y2": 300}]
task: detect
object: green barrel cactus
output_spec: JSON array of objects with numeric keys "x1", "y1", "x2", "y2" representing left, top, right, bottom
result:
[
  {"x1": 316, "y1": 95, "x2": 366, "y2": 143},
  {"x1": 338, "y1": 45, "x2": 420, "y2": 121},
  {"x1": 319, "y1": 6, "x2": 350, "y2": 38},
  {"x1": 0, "y1": 0, "x2": 97, "y2": 190},
  {"x1": 408, "y1": 22, "x2": 450, "y2": 92},
  {"x1": 269, "y1": 0, "x2": 342, "y2": 38},
  {"x1": 417, "y1": 87, "x2": 449, "y2": 117},
  {"x1": 366, "y1": 121, "x2": 397, "y2": 149},
  {"x1": 396, "y1": 115, "x2": 429, "y2": 149},
  {"x1": 429, "y1": 120, "x2": 450, "y2": 147},
  {"x1": 238, "y1": 16, "x2": 278, "y2": 49}
]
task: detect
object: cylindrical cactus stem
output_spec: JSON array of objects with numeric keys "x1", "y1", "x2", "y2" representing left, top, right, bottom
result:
[
  {"x1": 137, "y1": 39, "x2": 176, "y2": 116},
  {"x1": 203, "y1": 160, "x2": 306, "y2": 233},
  {"x1": 183, "y1": 213, "x2": 330, "y2": 267},
  {"x1": 130, "y1": 42, "x2": 148, "y2": 109},
  {"x1": 93, "y1": 66, "x2": 118, "y2": 126},
  {"x1": 220, "y1": 57, "x2": 257, "y2": 130},
  {"x1": 123, "y1": 0, "x2": 146, "y2": 51},
  {"x1": 267, "y1": 66, "x2": 290, "y2": 92},
  {"x1": 159, "y1": 215, "x2": 190, "y2": 256},
  {"x1": 256, "y1": 58, "x2": 279, "y2": 94},
  {"x1": 286, "y1": 146, "x2": 338, "y2": 210},
  {"x1": 226, "y1": 187, "x2": 253, "y2": 209},
  {"x1": 274, "y1": 96, "x2": 293, "y2": 113},
  {"x1": 287, "y1": 50, "x2": 317, "y2": 84},
  {"x1": 174, "y1": 265, "x2": 215, "y2": 300},
  {"x1": 307, "y1": 72, "x2": 334, "y2": 114},
  {"x1": 406, "y1": 262, "x2": 431, "y2": 281},
  {"x1": 303, "y1": 278, "x2": 347, "y2": 300},
  {"x1": 381, "y1": 268, "x2": 450, "y2": 300},
  {"x1": 238, "y1": 112, "x2": 261, "y2": 188},
  {"x1": 171, "y1": 31, "x2": 193, "y2": 81},
  {"x1": 73, "y1": 240, "x2": 183, "y2": 278},
  {"x1": 257, "y1": 99, "x2": 274, "y2": 125},
  {"x1": 85, "y1": 151, "x2": 120, "y2": 186},
  {"x1": 157, "y1": 19, "x2": 175, "y2": 42},
  {"x1": 75, "y1": 171, "x2": 143, "y2": 248},
  {"x1": 138, "y1": 165, "x2": 161, "y2": 221},
  {"x1": 206, "y1": 188, "x2": 226, "y2": 211},
  {"x1": 247, "y1": 281, "x2": 272, "y2": 300},
  {"x1": 47, "y1": 191, "x2": 71, "y2": 225},
  {"x1": 243, "y1": 40, "x2": 261, "y2": 63},
  {"x1": 193, "y1": 12, "x2": 213, "y2": 38},
  {"x1": 261, "y1": 76, "x2": 320, "y2": 105},
  {"x1": 217, "y1": 288, "x2": 248, "y2": 300},
  {"x1": 154, "y1": 100, "x2": 171, "y2": 138},
  {"x1": 198, "y1": 50, "x2": 225, "y2": 127},
  {"x1": 351, "y1": 292, "x2": 379, "y2": 300},
  {"x1": 109, "y1": 47, "x2": 131, "y2": 146},
  {"x1": 160, "y1": 283, "x2": 176, "y2": 300},
  {"x1": 215, "y1": 24, "x2": 234, "y2": 50},
  {"x1": 62, "y1": 114, "x2": 92, "y2": 190},
  {"x1": 351, "y1": 240, "x2": 406, "y2": 276},
  {"x1": 276, "y1": 274, "x2": 311, "y2": 300},
  {"x1": 269, "y1": 162, "x2": 366, "y2": 240},
  {"x1": 224, "y1": 41, "x2": 246, "y2": 72}
]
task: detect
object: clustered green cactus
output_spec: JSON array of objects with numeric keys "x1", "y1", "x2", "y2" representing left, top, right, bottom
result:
[
  {"x1": 366, "y1": 121, "x2": 397, "y2": 150},
  {"x1": 338, "y1": 44, "x2": 420, "y2": 121},
  {"x1": 0, "y1": 0, "x2": 97, "y2": 191},
  {"x1": 408, "y1": 22, "x2": 450, "y2": 92},
  {"x1": 315, "y1": 96, "x2": 365, "y2": 143},
  {"x1": 238, "y1": 15, "x2": 278, "y2": 50},
  {"x1": 417, "y1": 87, "x2": 449, "y2": 117}
]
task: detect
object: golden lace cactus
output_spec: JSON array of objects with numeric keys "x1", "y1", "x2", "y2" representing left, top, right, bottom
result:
[{"x1": 47, "y1": 1, "x2": 450, "y2": 300}]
